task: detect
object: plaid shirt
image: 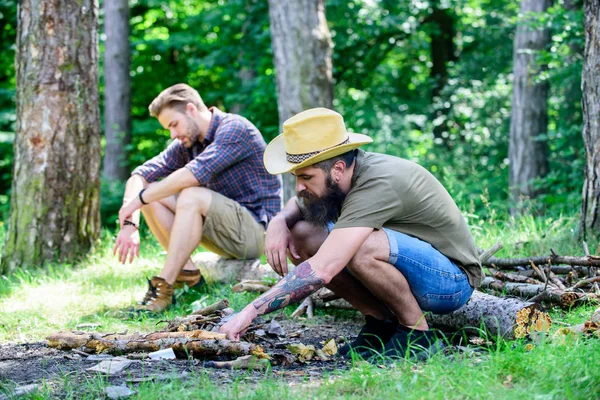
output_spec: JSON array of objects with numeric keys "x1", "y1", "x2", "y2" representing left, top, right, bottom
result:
[{"x1": 132, "y1": 107, "x2": 282, "y2": 227}]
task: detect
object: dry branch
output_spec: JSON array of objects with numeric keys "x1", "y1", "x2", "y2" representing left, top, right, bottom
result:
[
  {"x1": 206, "y1": 355, "x2": 269, "y2": 370},
  {"x1": 484, "y1": 255, "x2": 600, "y2": 268},
  {"x1": 191, "y1": 299, "x2": 230, "y2": 316},
  {"x1": 482, "y1": 277, "x2": 597, "y2": 308},
  {"x1": 46, "y1": 330, "x2": 267, "y2": 359}
]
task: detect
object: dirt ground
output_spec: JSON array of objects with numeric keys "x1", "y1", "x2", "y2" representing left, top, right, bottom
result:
[{"x1": 0, "y1": 315, "x2": 363, "y2": 398}]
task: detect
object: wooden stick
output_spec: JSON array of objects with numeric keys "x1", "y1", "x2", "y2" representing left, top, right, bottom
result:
[
  {"x1": 206, "y1": 355, "x2": 269, "y2": 370},
  {"x1": 568, "y1": 276, "x2": 600, "y2": 291},
  {"x1": 191, "y1": 299, "x2": 229, "y2": 316},
  {"x1": 479, "y1": 241, "x2": 504, "y2": 264},
  {"x1": 529, "y1": 261, "x2": 548, "y2": 284},
  {"x1": 47, "y1": 330, "x2": 267, "y2": 359},
  {"x1": 291, "y1": 297, "x2": 313, "y2": 318},
  {"x1": 484, "y1": 255, "x2": 600, "y2": 268}
]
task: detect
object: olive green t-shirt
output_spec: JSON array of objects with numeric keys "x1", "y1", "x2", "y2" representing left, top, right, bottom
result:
[{"x1": 333, "y1": 150, "x2": 483, "y2": 288}]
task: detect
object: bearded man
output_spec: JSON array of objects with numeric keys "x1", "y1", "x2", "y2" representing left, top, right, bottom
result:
[
  {"x1": 114, "y1": 83, "x2": 282, "y2": 312},
  {"x1": 220, "y1": 108, "x2": 483, "y2": 359}
]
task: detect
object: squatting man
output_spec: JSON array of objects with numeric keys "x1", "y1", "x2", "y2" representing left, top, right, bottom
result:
[
  {"x1": 220, "y1": 108, "x2": 483, "y2": 358},
  {"x1": 113, "y1": 84, "x2": 281, "y2": 313}
]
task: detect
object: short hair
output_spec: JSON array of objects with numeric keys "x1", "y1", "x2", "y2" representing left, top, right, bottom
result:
[
  {"x1": 148, "y1": 83, "x2": 206, "y2": 117},
  {"x1": 312, "y1": 149, "x2": 358, "y2": 172}
]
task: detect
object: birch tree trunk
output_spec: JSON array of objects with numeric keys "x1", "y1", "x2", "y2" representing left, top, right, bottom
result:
[
  {"x1": 508, "y1": 0, "x2": 552, "y2": 213},
  {"x1": 267, "y1": 0, "x2": 334, "y2": 202},
  {"x1": 102, "y1": 0, "x2": 131, "y2": 181},
  {"x1": 1, "y1": 0, "x2": 101, "y2": 273},
  {"x1": 580, "y1": 0, "x2": 600, "y2": 239}
]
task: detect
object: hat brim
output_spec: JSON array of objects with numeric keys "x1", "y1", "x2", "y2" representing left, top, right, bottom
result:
[{"x1": 263, "y1": 132, "x2": 373, "y2": 175}]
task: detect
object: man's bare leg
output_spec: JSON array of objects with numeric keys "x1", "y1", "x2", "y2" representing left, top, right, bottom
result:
[
  {"x1": 289, "y1": 221, "x2": 393, "y2": 320},
  {"x1": 141, "y1": 195, "x2": 197, "y2": 272},
  {"x1": 158, "y1": 187, "x2": 212, "y2": 284},
  {"x1": 348, "y1": 230, "x2": 429, "y2": 331}
]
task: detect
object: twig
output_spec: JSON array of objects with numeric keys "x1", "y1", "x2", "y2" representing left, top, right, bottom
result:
[
  {"x1": 291, "y1": 297, "x2": 314, "y2": 318},
  {"x1": 583, "y1": 241, "x2": 591, "y2": 257},
  {"x1": 479, "y1": 241, "x2": 504, "y2": 264},
  {"x1": 191, "y1": 299, "x2": 229, "y2": 316},
  {"x1": 568, "y1": 276, "x2": 600, "y2": 291},
  {"x1": 529, "y1": 261, "x2": 548, "y2": 288}
]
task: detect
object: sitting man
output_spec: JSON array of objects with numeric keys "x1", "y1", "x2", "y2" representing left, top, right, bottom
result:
[
  {"x1": 114, "y1": 83, "x2": 282, "y2": 312},
  {"x1": 220, "y1": 108, "x2": 483, "y2": 358}
]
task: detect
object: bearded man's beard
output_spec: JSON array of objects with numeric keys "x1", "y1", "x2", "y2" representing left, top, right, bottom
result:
[
  {"x1": 298, "y1": 175, "x2": 346, "y2": 226},
  {"x1": 183, "y1": 116, "x2": 202, "y2": 148}
]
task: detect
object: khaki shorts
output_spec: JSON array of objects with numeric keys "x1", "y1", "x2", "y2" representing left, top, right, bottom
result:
[{"x1": 201, "y1": 191, "x2": 265, "y2": 259}]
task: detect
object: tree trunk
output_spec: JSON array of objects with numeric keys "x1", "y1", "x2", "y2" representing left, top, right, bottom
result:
[
  {"x1": 427, "y1": 3, "x2": 456, "y2": 148},
  {"x1": 267, "y1": 0, "x2": 334, "y2": 202},
  {"x1": 229, "y1": 0, "x2": 257, "y2": 116},
  {"x1": 580, "y1": 0, "x2": 600, "y2": 238},
  {"x1": 102, "y1": 0, "x2": 131, "y2": 181},
  {"x1": 1, "y1": 0, "x2": 101, "y2": 274},
  {"x1": 508, "y1": 0, "x2": 552, "y2": 213}
]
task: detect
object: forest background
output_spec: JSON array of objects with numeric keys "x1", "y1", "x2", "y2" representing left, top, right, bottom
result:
[{"x1": 0, "y1": 0, "x2": 585, "y2": 238}]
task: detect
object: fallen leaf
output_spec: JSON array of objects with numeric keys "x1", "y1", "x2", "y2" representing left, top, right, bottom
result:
[
  {"x1": 321, "y1": 338, "x2": 338, "y2": 356},
  {"x1": 287, "y1": 343, "x2": 315, "y2": 362}
]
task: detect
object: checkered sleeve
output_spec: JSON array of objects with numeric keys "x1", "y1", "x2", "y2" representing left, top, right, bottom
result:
[
  {"x1": 185, "y1": 120, "x2": 250, "y2": 185},
  {"x1": 131, "y1": 140, "x2": 187, "y2": 182}
]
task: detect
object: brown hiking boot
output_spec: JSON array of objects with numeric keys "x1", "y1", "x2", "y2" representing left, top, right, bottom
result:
[
  {"x1": 174, "y1": 269, "x2": 204, "y2": 290},
  {"x1": 136, "y1": 277, "x2": 174, "y2": 313}
]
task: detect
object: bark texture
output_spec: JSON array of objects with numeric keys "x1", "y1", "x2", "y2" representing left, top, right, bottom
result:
[
  {"x1": 580, "y1": 0, "x2": 600, "y2": 238},
  {"x1": 1, "y1": 0, "x2": 101, "y2": 273},
  {"x1": 102, "y1": 0, "x2": 131, "y2": 181},
  {"x1": 46, "y1": 330, "x2": 267, "y2": 358},
  {"x1": 268, "y1": 0, "x2": 334, "y2": 202},
  {"x1": 508, "y1": 0, "x2": 551, "y2": 212},
  {"x1": 428, "y1": 290, "x2": 551, "y2": 339}
]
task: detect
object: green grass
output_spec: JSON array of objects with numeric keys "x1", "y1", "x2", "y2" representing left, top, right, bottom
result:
[{"x1": 1, "y1": 215, "x2": 600, "y2": 399}]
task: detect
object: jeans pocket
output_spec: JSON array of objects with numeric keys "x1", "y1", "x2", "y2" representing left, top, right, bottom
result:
[{"x1": 418, "y1": 291, "x2": 464, "y2": 314}]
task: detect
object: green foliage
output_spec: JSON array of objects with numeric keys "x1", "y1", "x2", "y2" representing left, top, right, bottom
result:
[
  {"x1": 0, "y1": 0, "x2": 16, "y2": 217},
  {"x1": 0, "y1": 0, "x2": 588, "y2": 226}
]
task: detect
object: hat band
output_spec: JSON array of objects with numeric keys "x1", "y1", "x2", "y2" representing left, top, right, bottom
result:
[{"x1": 286, "y1": 138, "x2": 350, "y2": 164}]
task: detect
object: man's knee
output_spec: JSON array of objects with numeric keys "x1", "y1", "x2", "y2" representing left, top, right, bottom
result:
[
  {"x1": 348, "y1": 230, "x2": 389, "y2": 273},
  {"x1": 290, "y1": 221, "x2": 328, "y2": 260},
  {"x1": 176, "y1": 187, "x2": 213, "y2": 215}
]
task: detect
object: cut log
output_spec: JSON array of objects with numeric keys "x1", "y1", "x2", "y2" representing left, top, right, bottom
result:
[
  {"x1": 427, "y1": 291, "x2": 552, "y2": 339},
  {"x1": 46, "y1": 330, "x2": 268, "y2": 359},
  {"x1": 191, "y1": 253, "x2": 279, "y2": 284}
]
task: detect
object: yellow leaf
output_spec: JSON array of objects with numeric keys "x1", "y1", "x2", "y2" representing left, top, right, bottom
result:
[{"x1": 321, "y1": 338, "x2": 338, "y2": 356}]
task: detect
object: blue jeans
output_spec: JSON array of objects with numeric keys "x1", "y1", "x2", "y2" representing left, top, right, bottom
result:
[{"x1": 384, "y1": 228, "x2": 473, "y2": 314}]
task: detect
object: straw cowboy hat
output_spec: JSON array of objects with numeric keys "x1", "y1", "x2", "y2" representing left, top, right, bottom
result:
[{"x1": 263, "y1": 108, "x2": 373, "y2": 174}]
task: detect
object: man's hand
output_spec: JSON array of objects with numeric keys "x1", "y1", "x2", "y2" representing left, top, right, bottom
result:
[
  {"x1": 113, "y1": 225, "x2": 140, "y2": 264},
  {"x1": 219, "y1": 308, "x2": 256, "y2": 341},
  {"x1": 265, "y1": 216, "x2": 300, "y2": 276}
]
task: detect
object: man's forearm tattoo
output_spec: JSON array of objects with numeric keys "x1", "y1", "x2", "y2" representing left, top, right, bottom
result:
[{"x1": 252, "y1": 261, "x2": 324, "y2": 314}]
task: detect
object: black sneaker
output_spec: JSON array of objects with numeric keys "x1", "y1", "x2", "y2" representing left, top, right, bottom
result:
[
  {"x1": 368, "y1": 325, "x2": 444, "y2": 362},
  {"x1": 338, "y1": 315, "x2": 398, "y2": 357}
]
